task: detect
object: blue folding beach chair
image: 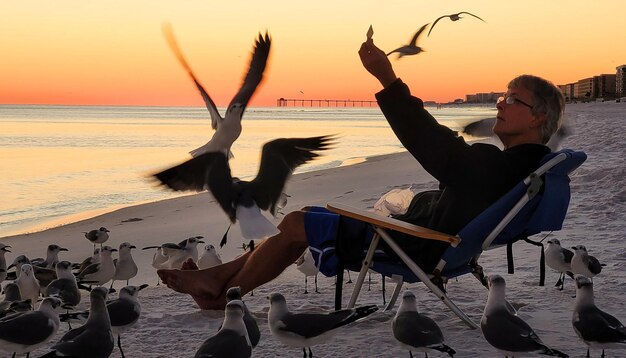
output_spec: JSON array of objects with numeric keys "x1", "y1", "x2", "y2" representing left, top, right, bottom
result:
[{"x1": 327, "y1": 148, "x2": 586, "y2": 329}]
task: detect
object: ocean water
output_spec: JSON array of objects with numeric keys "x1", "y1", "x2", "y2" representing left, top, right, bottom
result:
[{"x1": 0, "y1": 104, "x2": 495, "y2": 237}]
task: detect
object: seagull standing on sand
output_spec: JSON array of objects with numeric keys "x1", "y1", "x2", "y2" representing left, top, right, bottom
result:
[
  {"x1": 295, "y1": 248, "x2": 319, "y2": 294},
  {"x1": 15, "y1": 264, "x2": 40, "y2": 306},
  {"x1": 84, "y1": 227, "x2": 110, "y2": 250},
  {"x1": 107, "y1": 284, "x2": 149, "y2": 358},
  {"x1": 161, "y1": 25, "x2": 271, "y2": 160},
  {"x1": 32, "y1": 244, "x2": 69, "y2": 269},
  {"x1": 573, "y1": 275, "x2": 626, "y2": 358},
  {"x1": 0, "y1": 283, "x2": 22, "y2": 318},
  {"x1": 0, "y1": 243, "x2": 11, "y2": 282},
  {"x1": 198, "y1": 244, "x2": 223, "y2": 269},
  {"x1": 77, "y1": 245, "x2": 117, "y2": 286},
  {"x1": 392, "y1": 291, "x2": 456, "y2": 358},
  {"x1": 8, "y1": 255, "x2": 57, "y2": 288},
  {"x1": 46, "y1": 260, "x2": 81, "y2": 309},
  {"x1": 226, "y1": 286, "x2": 260, "y2": 348},
  {"x1": 195, "y1": 299, "x2": 252, "y2": 358},
  {"x1": 481, "y1": 275, "x2": 569, "y2": 357},
  {"x1": 386, "y1": 23, "x2": 430, "y2": 59},
  {"x1": 268, "y1": 292, "x2": 378, "y2": 358},
  {"x1": 73, "y1": 247, "x2": 100, "y2": 275},
  {"x1": 427, "y1": 11, "x2": 486, "y2": 36},
  {"x1": 111, "y1": 242, "x2": 138, "y2": 287},
  {"x1": 0, "y1": 297, "x2": 63, "y2": 357},
  {"x1": 545, "y1": 239, "x2": 575, "y2": 290},
  {"x1": 162, "y1": 236, "x2": 205, "y2": 269},
  {"x1": 59, "y1": 285, "x2": 149, "y2": 358},
  {"x1": 42, "y1": 287, "x2": 114, "y2": 358},
  {"x1": 572, "y1": 245, "x2": 604, "y2": 279},
  {"x1": 154, "y1": 135, "x2": 334, "y2": 245}
]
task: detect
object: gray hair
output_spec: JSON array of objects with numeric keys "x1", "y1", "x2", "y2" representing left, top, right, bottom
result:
[{"x1": 508, "y1": 75, "x2": 564, "y2": 144}]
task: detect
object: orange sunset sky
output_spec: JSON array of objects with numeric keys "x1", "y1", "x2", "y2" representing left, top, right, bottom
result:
[{"x1": 1, "y1": 1, "x2": 625, "y2": 106}]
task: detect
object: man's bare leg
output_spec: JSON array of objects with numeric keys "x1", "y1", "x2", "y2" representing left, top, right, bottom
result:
[{"x1": 158, "y1": 211, "x2": 309, "y2": 309}]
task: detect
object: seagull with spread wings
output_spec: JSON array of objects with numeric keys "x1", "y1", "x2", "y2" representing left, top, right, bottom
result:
[
  {"x1": 428, "y1": 11, "x2": 485, "y2": 37},
  {"x1": 162, "y1": 24, "x2": 271, "y2": 159},
  {"x1": 153, "y1": 135, "x2": 334, "y2": 245},
  {"x1": 386, "y1": 23, "x2": 429, "y2": 59}
]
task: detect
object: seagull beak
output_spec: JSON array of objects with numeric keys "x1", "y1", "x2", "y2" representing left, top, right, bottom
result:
[
  {"x1": 60, "y1": 248, "x2": 69, "y2": 252},
  {"x1": 130, "y1": 245, "x2": 137, "y2": 249},
  {"x1": 139, "y1": 284, "x2": 149, "y2": 290}
]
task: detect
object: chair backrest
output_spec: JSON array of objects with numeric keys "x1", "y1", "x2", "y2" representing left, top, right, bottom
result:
[{"x1": 439, "y1": 149, "x2": 587, "y2": 275}]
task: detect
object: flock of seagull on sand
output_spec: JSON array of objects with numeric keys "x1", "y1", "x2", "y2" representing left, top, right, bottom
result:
[{"x1": 2, "y1": 10, "x2": 626, "y2": 358}]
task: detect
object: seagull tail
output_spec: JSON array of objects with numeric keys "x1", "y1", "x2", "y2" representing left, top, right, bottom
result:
[
  {"x1": 236, "y1": 205, "x2": 280, "y2": 240},
  {"x1": 431, "y1": 344, "x2": 456, "y2": 357},
  {"x1": 339, "y1": 304, "x2": 379, "y2": 328},
  {"x1": 542, "y1": 346, "x2": 569, "y2": 357}
]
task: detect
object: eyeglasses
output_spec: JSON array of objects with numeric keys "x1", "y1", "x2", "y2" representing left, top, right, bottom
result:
[{"x1": 497, "y1": 95, "x2": 533, "y2": 109}]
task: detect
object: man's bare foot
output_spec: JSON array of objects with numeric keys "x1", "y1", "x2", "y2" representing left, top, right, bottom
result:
[
  {"x1": 157, "y1": 268, "x2": 226, "y2": 310},
  {"x1": 182, "y1": 258, "x2": 199, "y2": 270}
]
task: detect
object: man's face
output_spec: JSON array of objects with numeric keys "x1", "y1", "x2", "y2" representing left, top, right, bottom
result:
[{"x1": 493, "y1": 86, "x2": 542, "y2": 142}]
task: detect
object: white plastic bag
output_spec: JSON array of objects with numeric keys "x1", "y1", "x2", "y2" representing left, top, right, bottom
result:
[{"x1": 373, "y1": 186, "x2": 415, "y2": 216}]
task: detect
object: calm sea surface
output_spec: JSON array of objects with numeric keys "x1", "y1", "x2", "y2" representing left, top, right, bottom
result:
[{"x1": 0, "y1": 104, "x2": 495, "y2": 237}]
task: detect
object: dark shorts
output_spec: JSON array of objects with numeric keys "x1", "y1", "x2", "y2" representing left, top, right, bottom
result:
[{"x1": 303, "y1": 206, "x2": 446, "y2": 277}]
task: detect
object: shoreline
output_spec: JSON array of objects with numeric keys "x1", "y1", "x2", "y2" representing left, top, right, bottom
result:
[{"x1": 0, "y1": 149, "x2": 416, "y2": 241}]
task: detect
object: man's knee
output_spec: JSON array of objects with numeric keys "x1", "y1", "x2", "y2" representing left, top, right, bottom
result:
[{"x1": 277, "y1": 211, "x2": 306, "y2": 232}]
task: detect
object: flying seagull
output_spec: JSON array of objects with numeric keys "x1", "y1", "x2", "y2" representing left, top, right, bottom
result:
[
  {"x1": 153, "y1": 135, "x2": 333, "y2": 245},
  {"x1": 162, "y1": 24, "x2": 271, "y2": 159},
  {"x1": 428, "y1": 11, "x2": 486, "y2": 37},
  {"x1": 545, "y1": 239, "x2": 574, "y2": 290},
  {"x1": 573, "y1": 275, "x2": 626, "y2": 358},
  {"x1": 392, "y1": 291, "x2": 455, "y2": 357},
  {"x1": 387, "y1": 23, "x2": 429, "y2": 59},
  {"x1": 481, "y1": 275, "x2": 568, "y2": 357}
]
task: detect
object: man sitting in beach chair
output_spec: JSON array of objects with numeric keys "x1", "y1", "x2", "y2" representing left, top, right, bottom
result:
[{"x1": 157, "y1": 38, "x2": 566, "y2": 311}]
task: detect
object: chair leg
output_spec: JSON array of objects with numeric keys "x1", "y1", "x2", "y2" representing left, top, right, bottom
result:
[
  {"x1": 375, "y1": 227, "x2": 479, "y2": 329},
  {"x1": 347, "y1": 233, "x2": 381, "y2": 308},
  {"x1": 335, "y1": 268, "x2": 344, "y2": 310},
  {"x1": 384, "y1": 275, "x2": 404, "y2": 311}
]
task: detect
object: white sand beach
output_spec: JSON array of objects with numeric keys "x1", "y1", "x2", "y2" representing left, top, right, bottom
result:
[{"x1": 2, "y1": 102, "x2": 626, "y2": 357}]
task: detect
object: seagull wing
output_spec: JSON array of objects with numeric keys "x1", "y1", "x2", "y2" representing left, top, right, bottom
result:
[
  {"x1": 574, "y1": 306, "x2": 626, "y2": 343},
  {"x1": 162, "y1": 23, "x2": 223, "y2": 130},
  {"x1": 386, "y1": 46, "x2": 404, "y2": 57},
  {"x1": 428, "y1": 15, "x2": 449, "y2": 36},
  {"x1": 459, "y1": 12, "x2": 486, "y2": 23},
  {"x1": 107, "y1": 299, "x2": 139, "y2": 327},
  {"x1": 250, "y1": 135, "x2": 333, "y2": 215},
  {"x1": 482, "y1": 308, "x2": 546, "y2": 352},
  {"x1": 0, "y1": 312, "x2": 56, "y2": 345},
  {"x1": 278, "y1": 310, "x2": 355, "y2": 338},
  {"x1": 392, "y1": 311, "x2": 444, "y2": 347},
  {"x1": 588, "y1": 256, "x2": 603, "y2": 274},
  {"x1": 227, "y1": 32, "x2": 272, "y2": 112},
  {"x1": 409, "y1": 23, "x2": 430, "y2": 46},
  {"x1": 196, "y1": 329, "x2": 252, "y2": 358},
  {"x1": 562, "y1": 248, "x2": 574, "y2": 264}
]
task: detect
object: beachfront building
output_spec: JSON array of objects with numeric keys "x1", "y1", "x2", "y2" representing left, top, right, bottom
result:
[
  {"x1": 595, "y1": 74, "x2": 616, "y2": 99},
  {"x1": 617, "y1": 65, "x2": 626, "y2": 98},
  {"x1": 465, "y1": 92, "x2": 504, "y2": 104},
  {"x1": 575, "y1": 77, "x2": 595, "y2": 100},
  {"x1": 558, "y1": 83, "x2": 575, "y2": 102}
]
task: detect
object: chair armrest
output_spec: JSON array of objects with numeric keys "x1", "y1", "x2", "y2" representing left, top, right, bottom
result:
[{"x1": 326, "y1": 202, "x2": 461, "y2": 247}]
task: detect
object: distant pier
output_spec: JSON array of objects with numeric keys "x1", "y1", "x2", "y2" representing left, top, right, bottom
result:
[{"x1": 276, "y1": 98, "x2": 378, "y2": 107}]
